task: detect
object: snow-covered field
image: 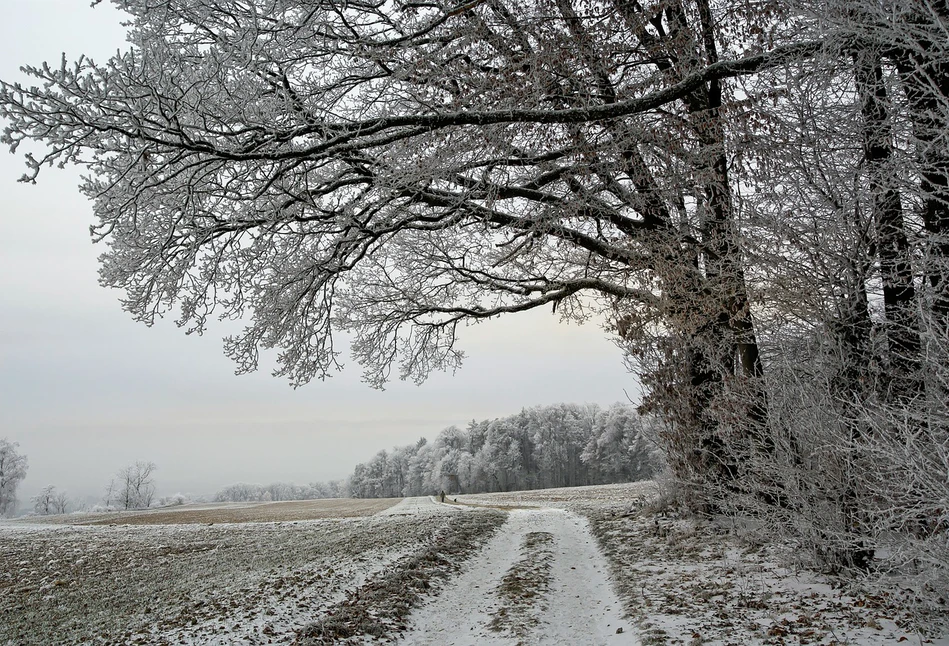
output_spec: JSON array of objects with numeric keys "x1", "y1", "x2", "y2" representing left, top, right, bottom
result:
[
  {"x1": 455, "y1": 481, "x2": 655, "y2": 513},
  {"x1": 2, "y1": 485, "x2": 947, "y2": 645},
  {"x1": 0, "y1": 498, "x2": 504, "y2": 645}
]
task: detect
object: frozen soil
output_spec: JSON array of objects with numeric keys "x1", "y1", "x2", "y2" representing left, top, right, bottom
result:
[
  {"x1": 33, "y1": 498, "x2": 401, "y2": 526},
  {"x1": 299, "y1": 504, "x2": 506, "y2": 644},
  {"x1": 0, "y1": 500, "x2": 502, "y2": 645},
  {"x1": 4, "y1": 484, "x2": 947, "y2": 645}
]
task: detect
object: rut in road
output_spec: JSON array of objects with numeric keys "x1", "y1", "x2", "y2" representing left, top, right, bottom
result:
[{"x1": 399, "y1": 508, "x2": 639, "y2": 645}]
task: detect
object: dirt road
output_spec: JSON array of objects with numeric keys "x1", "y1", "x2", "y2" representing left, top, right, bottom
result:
[{"x1": 400, "y1": 507, "x2": 637, "y2": 645}]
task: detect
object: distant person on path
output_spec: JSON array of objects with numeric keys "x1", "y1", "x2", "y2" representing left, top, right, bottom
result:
[{"x1": 439, "y1": 490, "x2": 446, "y2": 503}]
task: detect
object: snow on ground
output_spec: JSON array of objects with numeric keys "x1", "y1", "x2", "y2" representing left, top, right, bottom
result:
[
  {"x1": 456, "y1": 484, "x2": 949, "y2": 646},
  {"x1": 2, "y1": 484, "x2": 947, "y2": 645},
  {"x1": 0, "y1": 501, "x2": 462, "y2": 645},
  {"x1": 401, "y1": 508, "x2": 636, "y2": 645},
  {"x1": 456, "y1": 481, "x2": 656, "y2": 513},
  {"x1": 591, "y1": 511, "x2": 949, "y2": 646},
  {"x1": 378, "y1": 496, "x2": 463, "y2": 516}
]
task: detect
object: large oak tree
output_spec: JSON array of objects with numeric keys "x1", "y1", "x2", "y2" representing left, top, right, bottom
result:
[{"x1": 2, "y1": 0, "x2": 948, "y2": 577}]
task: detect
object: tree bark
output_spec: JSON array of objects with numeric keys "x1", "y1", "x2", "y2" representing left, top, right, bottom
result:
[
  {"x1": 854, "y1": 51, "x2": 923, "y2": 403},
  {"x1": 617, "y1": 0, "x2": 769, "y2": 497},
  {"x1": 893, "y1": 7, "x2": 949, "y2": 321}
]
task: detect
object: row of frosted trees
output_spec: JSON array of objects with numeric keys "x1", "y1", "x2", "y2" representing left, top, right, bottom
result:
[
  {"x1": 213, "y1": 480, "x2": 346, "y2": 503},
  {"x1": 348, "y1": 403, "x2": 662, "y2": 499}
]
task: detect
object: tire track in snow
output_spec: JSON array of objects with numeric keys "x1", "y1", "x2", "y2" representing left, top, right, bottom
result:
[{"x1": 400, "y1": 508, "x2": 639, "y2": 645}]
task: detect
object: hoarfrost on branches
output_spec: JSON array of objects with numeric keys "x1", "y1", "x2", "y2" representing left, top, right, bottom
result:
[
  {"x1": 0, "y1": 0, "x2": 816, "y2": 387},
  {"x1": 3, "y1": 0, "x2": 949, "y2": 603},
  {"x1": 0, "y1": 439, "x2": 28, "y2": 517}
]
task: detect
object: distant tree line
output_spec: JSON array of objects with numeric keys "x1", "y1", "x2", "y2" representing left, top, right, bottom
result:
[
  {"x1": 213, "y1": 480, "x2": 345, "y2": 503},
  {"x1": 348, "y1": 403, "x2": 662, "y2": 499}
]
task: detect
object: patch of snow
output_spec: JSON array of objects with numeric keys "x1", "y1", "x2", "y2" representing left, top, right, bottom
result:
[{"x1": 377, "y1": 496, "x2": 463, "y2": 516}]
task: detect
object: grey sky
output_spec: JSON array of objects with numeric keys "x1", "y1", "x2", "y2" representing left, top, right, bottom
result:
[{"x1": 0, "y1": 1, "x2": 638, "y2": 505}]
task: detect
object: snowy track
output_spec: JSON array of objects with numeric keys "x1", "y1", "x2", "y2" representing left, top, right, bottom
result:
[
  {"x1": 377, "y1": 496, "x2": 461, "y2": 516},
  {"x1": 400, "y1": 508, "x2": 638, "y2": 645}
]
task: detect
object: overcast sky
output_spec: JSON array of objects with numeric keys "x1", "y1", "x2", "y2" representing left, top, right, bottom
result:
[{"x1": 0, "y1": 1, "x2": 639, "y2": 506}]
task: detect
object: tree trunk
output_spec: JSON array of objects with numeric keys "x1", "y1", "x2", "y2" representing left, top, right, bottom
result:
[
  {"x1": 618, "y1": 0, "x2": 770, "y2": 499},
  {"x1": 893, "y1": 11, "x2": 949, "y2": 321},
  {"x1": 854, "y1": 51, "x2": 923, "y2": 403},
  {"x1": 691, "y1": 0, "x2": 772, "y2": 477}
]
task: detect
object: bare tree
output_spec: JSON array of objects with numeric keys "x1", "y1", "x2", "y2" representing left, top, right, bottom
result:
[
  {"x1": 0, "y1": 438, "x2": 28, "y2": 517},
  {"x1": 103, "y1": 478, "x2": 117, "y2": 510},
  {"x1": 53, "y1": 490, "x2": 69, "y2": 515},
  {"x1": 32, "y1": 485, "x2": 61, "y2": 516},
  {"x1": 0, "y1": 0, "x2": 827, "y2": 495},
  {"x1": 113, "y1": 461, "x2": 157, "y2": 511}
]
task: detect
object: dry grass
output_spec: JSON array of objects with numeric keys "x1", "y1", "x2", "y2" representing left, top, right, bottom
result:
[
  {"x1": 488, "y1": 531, "x2": 555, "y2": 639},
  {"x1": 587, "y1": 508, "x2": 947, "y2": 645}
]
